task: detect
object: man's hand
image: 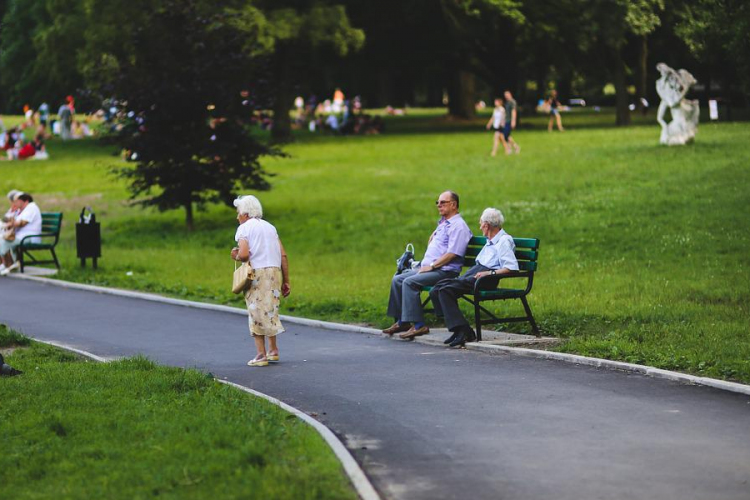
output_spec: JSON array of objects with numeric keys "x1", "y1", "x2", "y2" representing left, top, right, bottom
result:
[
  {"x1": 230, "y1": 247, "x2": 239, "y2": 260},
  {"x1": 473, "y1": 271, "x2": 493, "y2": 279},
  {"x1": 418, "y1": 266, "x2": 433, "y2": 274},
  {"x1": 282, "y1": 282, "x2": 291, "y2": 297}
]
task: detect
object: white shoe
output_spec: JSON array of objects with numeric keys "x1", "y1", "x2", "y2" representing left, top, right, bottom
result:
[
  {"x1": 0, "y1": 264, "x2": 5, "y2": 273},
  {"x1": 247, "y1": 357, "x2": 268, "y2": 367},
  {"x1": 0, "y1": 261, "x2": 20, "y2": 276}
]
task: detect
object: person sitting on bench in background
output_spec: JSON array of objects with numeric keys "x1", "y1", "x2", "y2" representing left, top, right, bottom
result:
[
  {"x1": 383, "y1": 190, "x2": 472, "y2": 340},
  {"x1": 430, "y1": 207, "x2": 519, "y2": 347},
  {"x1": 0, "y1": 193, "x2": 42, "y2": 276}
]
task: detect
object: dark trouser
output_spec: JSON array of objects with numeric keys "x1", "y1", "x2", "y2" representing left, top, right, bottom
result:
[
  {"x1": 387, "y1": 268, "x2": 458, "y2": 324},
  {"x1": 430, "y1": 264, "x2": 496, "y2": 331}
]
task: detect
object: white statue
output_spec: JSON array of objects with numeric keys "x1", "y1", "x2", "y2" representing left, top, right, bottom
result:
[{"x1": 656, "y1": 63, "x2": 700, "y2": 145}]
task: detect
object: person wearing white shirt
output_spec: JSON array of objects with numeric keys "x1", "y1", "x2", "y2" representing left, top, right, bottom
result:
[
  {"x1": 429, "y1": 207, "x2": 519, "y2": 347},
  {"x1": 1, "y1": 193, "x2": 42, "y2": 275},
  {"x1": 230, "y1": 195, "x2": 290, "y2": 367},
  {"x1": 485, "y1": 97, "x2": 509, "y2": 157}
]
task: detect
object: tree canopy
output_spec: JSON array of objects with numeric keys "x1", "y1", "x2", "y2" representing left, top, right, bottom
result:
[{"x1": 1, "y1": 0, "x2": 746, "y2": 120}]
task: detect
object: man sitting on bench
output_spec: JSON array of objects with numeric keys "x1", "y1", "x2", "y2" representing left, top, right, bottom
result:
[
  {"x1": 383, "y1": 190, "x2": 472, "y2": 340},
  {"x1": 430, "y1": 208, "x2": 519, "y2": 347}
]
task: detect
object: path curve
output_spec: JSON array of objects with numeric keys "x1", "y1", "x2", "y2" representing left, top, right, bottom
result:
[{"x1": 1, "y1": 278, "x2": 749, "y2": 500}]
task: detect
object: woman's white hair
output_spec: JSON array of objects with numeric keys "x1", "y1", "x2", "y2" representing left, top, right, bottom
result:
[
  {"x1": 480, "y1": 207, "x2": 504, "y2": 228},
  {"x1": 6, "y1": 189, "x2": 22, "y2": 202},
  {"x1": 233, "y1": 195, "x2": 263, "y2": 218}
]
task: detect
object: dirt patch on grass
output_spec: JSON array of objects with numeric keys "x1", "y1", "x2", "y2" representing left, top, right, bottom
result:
[{"x1": 37, "y1": 193, "x2": 104, "y2": 212}]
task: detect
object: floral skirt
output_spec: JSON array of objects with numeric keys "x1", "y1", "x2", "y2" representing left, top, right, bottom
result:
[{"x1": 243, "y1": 267, "x2": 285, "y2": 337}]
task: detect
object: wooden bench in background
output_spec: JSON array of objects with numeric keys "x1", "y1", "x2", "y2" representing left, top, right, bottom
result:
[{"x1": 19, "y1": 212, "x2": 63, "y2": 273}]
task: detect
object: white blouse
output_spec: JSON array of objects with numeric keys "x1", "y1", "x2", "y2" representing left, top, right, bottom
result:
[{"x1": 234, "y1": 218, "x2": 282, "y2": 270}]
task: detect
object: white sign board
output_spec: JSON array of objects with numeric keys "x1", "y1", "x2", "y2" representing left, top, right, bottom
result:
[{"x1": 709, "y1": 100, "x2": 719, "y2": 120}]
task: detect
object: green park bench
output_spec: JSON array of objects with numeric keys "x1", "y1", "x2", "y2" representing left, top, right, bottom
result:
[
  {"x1": 421, "y1": 235, "x2": 540, "y2": 340},
  {"x1": 18, "y1": 212, "x2": 63, "y2": 273}
]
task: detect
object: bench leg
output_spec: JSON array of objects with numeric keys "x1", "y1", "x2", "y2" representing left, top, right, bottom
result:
[
  {"x1": 18, "y1": 249, "x2": 24, "y2": 273},
  {"x1": 474, "y1": 299, "x2": 482, "y2": 342},
  {"x1": 51, "y1": 248, "x2": 60, "y2": 269},
  {"x1": 521, "y1": 296, "x2": 540, "y2": 337}
]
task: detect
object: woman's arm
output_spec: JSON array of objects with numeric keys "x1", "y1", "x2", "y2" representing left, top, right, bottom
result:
[
  {"x1": 232, "y1": 239, "x2": 250, "y2": 262},
  {"x1": 279, "y1": 238, "x2": 290, "y2": 297}
]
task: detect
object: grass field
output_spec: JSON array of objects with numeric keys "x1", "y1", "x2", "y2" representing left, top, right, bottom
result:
[
  {"x1": 0, "y1": 326, "x2": 356, "y2": 499},
  {"x1": 1, "y1": 109, "x2": 749, "y2": 382}
]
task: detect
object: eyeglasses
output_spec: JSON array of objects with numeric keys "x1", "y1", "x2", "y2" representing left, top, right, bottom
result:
[{"x1": 436, "y1": 200, "x2": 453, "y2": 206}]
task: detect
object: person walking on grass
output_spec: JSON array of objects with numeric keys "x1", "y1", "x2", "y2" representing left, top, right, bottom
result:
[
  {"x1": 383, "y1": 191, "x2": 472, "y2": 340},
  {"x1": 231, "y1": 195, "x2": 290, "y2": 367},
  {"x1": 547, "y1": 89, "x2": 564, "y2": 132},
  {"x1": 503, "y1": 90, "x2": 521, "y2": 153},
  {"x1": 429, "y1": 208, "x2": 518, "y2": 347},
  {"x1": 486, "y1": 97, "x2": 509, "y2": 156}
]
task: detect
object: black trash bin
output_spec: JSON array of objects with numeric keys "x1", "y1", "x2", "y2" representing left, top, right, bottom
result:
[{"x1": 76, "y1": 207, "x2": 101, "y2": 268}]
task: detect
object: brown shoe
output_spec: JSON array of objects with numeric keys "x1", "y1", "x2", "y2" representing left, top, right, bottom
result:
[
  {"x1": 383, "y1": 322, "x2": 411, "y2": 335},
  {"x1": 399, "y1": 325, "x2": 430, "y2": 340}
]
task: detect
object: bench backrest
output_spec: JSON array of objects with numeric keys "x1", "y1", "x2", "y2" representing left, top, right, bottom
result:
[
  {"x1": 41, "y1": 212, "x2": 63, "y2": 235},
  {"x1": 464, "y1": 235, "x2": 539, "y2": 272}
]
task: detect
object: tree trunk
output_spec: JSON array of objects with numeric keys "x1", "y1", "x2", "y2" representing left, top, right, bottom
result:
[
  {"x1": 613, "y1": 48, "x2": 631, "y2": 126},
  {"x1": 636, "y1": 36, "x2": 648, "y2": 115},
  {"x1": 447, "y1": 69, "x2": 475, "y2": 119},
  {"x1": 184, "y1": 201, "x2": 194, "y2": 231},
  {"x1": 271, "y1": 44, "x2": 292, "y2": 143}
]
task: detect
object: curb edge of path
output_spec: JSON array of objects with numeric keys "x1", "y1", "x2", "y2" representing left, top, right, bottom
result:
[
  {"x1": 10, "y1": 273, "x2": 750, "y2": 397},
  {"x1": 31, "y1": 338, "x2": 381, "y2": 500}
]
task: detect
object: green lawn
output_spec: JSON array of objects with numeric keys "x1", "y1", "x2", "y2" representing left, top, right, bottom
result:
[
  {"x1": 0, "y1": 326, "x2": 356, "y2": 499},
  {"x1": 1, "y1": 109, "x2": 749, "y2": 382}
]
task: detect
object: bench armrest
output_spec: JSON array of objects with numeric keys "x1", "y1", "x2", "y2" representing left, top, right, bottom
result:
[
  {"x1": 473, "y1": 271, "x2": 531, "y2": 294},
  {"x1": 19, "y1": 232, "x2": 59, "y2": 246}
]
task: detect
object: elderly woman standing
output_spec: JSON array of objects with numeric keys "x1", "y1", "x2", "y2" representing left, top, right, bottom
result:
[{"x1": 231, "y1": 195, "x2": 290, "y2": 367}]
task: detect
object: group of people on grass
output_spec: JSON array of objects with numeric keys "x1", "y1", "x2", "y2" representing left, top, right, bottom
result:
[
  {"x1": 0, "y1": 95, "x2": 97, "y2": 162},
  {"x1": 0, "y1": 126, "x2": 47, "y2": 161},
  {"x1": 0, "y1": 189, "x2": 42, "y2": 276},
  {"x1": 232, "y1": 189, "x2": 517, "y2": 367}
]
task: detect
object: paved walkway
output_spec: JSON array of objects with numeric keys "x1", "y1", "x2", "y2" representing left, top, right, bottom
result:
[{"x1": 2, "y1": 278, "x2": 749, "y2": 500}]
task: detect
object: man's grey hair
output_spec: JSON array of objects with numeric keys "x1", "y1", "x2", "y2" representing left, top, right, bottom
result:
[
  {"x1": 233, "y1": 195, "x2": 263, "y2": 219},
  {"x1": 6, "y1": 189, "x2": 22, "y2": 202},
  {"x1": 480, "y1": 207, "x2": 505, "y2": 228}
]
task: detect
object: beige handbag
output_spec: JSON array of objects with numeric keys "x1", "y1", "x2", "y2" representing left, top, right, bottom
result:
[{"x1": 232, "y1": 259, "x2": 255, "y2": 294}]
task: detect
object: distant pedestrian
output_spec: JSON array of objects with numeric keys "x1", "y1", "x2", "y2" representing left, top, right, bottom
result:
[
  {"x1": 547, "y1": 90, "x2": 564, "y2": 132},
  {"x1": 485, "y1": 97, "x2": 508, "y2": 157},
  {"x1": 231, "y1": 195, "x2": 291, "y2": 367},
  {"x1": 38, "y1": 102, "x2": 50, "y2": 127},
  {"x1": 58, "y1": 99, "x2": 73, "y2": 140},
  {"x1": 503, "y1": 90, "x2": 521, "y2": 153}
]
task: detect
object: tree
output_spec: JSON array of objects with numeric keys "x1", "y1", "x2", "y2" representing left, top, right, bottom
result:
[
  {"x1": 110, "y1": 1, "x2": 278, "y2": 230},
  {"x1": 578, "y1": 0, "x2": 664, "y2": 125},
  {"x1": 0, "y1": 0, "x2": 85, "y2": 111},
  {"x1": 437, "y1": 0, "x2": 525, "y2": 118},
  {"x1": 676, "y1": 0, "x2": 750, "y2": 102},
  {"x1": 232, "y1": 2, "x2": 364, "y2": 142}
]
